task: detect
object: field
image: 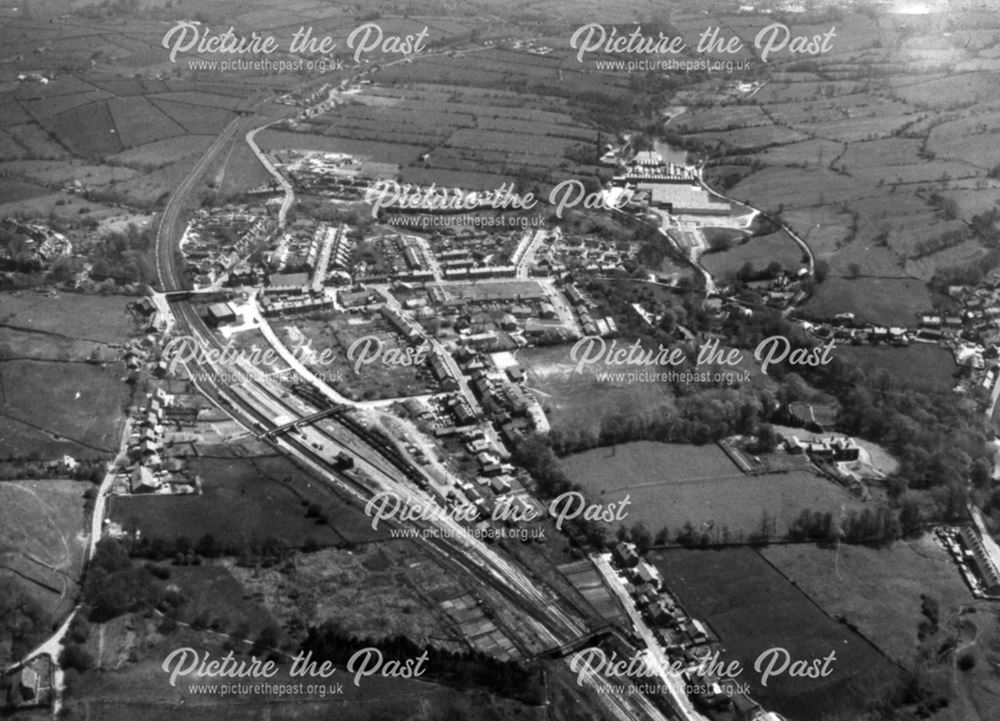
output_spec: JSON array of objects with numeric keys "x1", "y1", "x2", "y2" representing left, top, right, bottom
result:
[
  {"x1": 0, "y1": 293, "x2": 139, "y2": 457},
  {"x1": 803, "y1": 277, "x2": 933, "y2": 326},
  {"x1": 108, "y1": 452, "x2": 388, "y2": 549},
  {"x1": 650, "y1": 547, "x2": 902, "y2": 721},
  {"x1": 273, "y1": 312, "x2": 437, "y2": 401},
  {"x1": 0, "y1": 292, "x2": 140, "y2": 343},
  {"x1": 700, "y1": 228, "x2": 807, "y2": 280},
  {"x1": 0, "y1": 360, "x2": 132, "y2": 456},
  {"x1": 518, "y1": 345, "x2": 677, "y2": 439},
  {"x1": 837, "y1": 343, "x2": 959, "y2": 393},
  {"x1": 761, "y1": 539, "x2": 971, "y2": 666},
  {"x1": 561, "y1": 442, "x2": 866, "y2": 539},
  {"x1": 0, "y1": 479, "x2": 89, "y2": 664},
  {"x1": 275, "y1": 78, "x2": 606, "y2": 191},
  {"x1": 668, "y1": 14, "x2": 1000, "y2": 325}
]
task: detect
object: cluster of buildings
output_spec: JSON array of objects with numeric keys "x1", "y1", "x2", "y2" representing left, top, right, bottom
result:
[
  {"x1": 783, "y1": 435, "x2": 859, "y2": 462},
  {"x1": 611, "y1": 542, "x2": 729, "y2": 689},
  {"x1": 565, "y1": 282, "x2": 617, "y2": 337},
  {"x1": 938, "y1": 520, "x2": 1000, "y2": 598},
  {"x1": 0, "y1": 218, "x2": 70, "y2": 271},
  {"x1": 530, "y1": 230, "x2": 631, "y2": 276},
  {"x1": 610, "y1": 151, "x2": 730, "y2": 216},
  {"x1": 272, "y1": 149, "x2": 390, "y2": 201},
  {"x1": 119, "y1": 389, "x2": 199, "y2": 495},
  {"x1": 181, "y1": 205, "x2": 269, "y2": 287},
  {"x1": 268, "y1": 219, "x2": 351, "y2": 279}
]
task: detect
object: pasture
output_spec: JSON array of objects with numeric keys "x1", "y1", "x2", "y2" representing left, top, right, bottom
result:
[
  {"x1": 0, "y1": 360, "x2": 131, "y2": 457},
  {"x1": 108, "y1": 453, "x2": 388, "y2": 549},
  {"x1": 650, "y1": 547, "x2": 902, "y2": 721},
  {"x1": 0, "y1": 479, "x2": 89, "y2": 662},
  {"x1": 561, "y1": 442, "x2": 865, "y2": 538},
  {"x1": 700, "y1": 228, "x2": 806, "y2": 279},
  {"x1": 761, "y1": 538, "x2": 970, "y2": 665},
  {"x1": 519, "y1": 345, "x2": 677, "y2": 439},
  {"x1": 803, "y1": 277, "x2": 933, "y2": 327}
]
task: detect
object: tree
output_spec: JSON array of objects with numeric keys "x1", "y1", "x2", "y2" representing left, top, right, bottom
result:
[
  {"x1": 899, "y1": 495, "x2": 922, "y2": 538},
  {"x1": 755, "y1": 424, "x2": 778, "y2": 453},
  {"x1": 814, "y1": 259, "x2": 830, "y2": 283},
  {"x1": 630, "y1": 522, "x2": 653, "y2": 554},
  {"x1": 847, "y1": 262, "x2": 862, "y2": 279}
]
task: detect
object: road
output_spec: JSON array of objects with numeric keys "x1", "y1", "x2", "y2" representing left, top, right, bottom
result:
[
  {"x1": 593, "y1": 554, "x2": 712, "y2": 721},
  {"x1": 246, "y1": 123, "x2": 295, "y2": 228},
  {"x1": 155, "y1": 117, "x2": 244, "y2": 293},
  {"x1": 144, "y1": 68, "x2": 682, "y2": 721}
]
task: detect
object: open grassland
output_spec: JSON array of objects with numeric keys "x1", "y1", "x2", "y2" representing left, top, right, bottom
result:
[
  {"x1": 761, "y1": 539, "x2": 970, "y2": 665},
  {"x1": 561, "y1": 442, "x2": 866, "y2": 538},
  {"x1": 0, "y1": 360, "x2": 131, "y2": 456},
  {"x1": 0, "y1": 479, "x2": 88, "y2": 661},
  {"x1": 700, "y1": 228, "x2": 807, "y2": 279},
  {"x1": 650, "y1": 547, "x2": 902, "y2": 721},
  {"x1": 803, "y1": 277, "x2": 933, "y2": 326},
  {"x1": 675, "y1": 16, "x2": 1000, "y2": 326},
  {"x1": 519, "y1": 345, "x2": 676, "y2": 439},
  {"x1": 0, "y1": 292, "x2": 139, "y2": 343},
  {"x1": 109, "y1": 453, "x2": 389, "y2": 549}
]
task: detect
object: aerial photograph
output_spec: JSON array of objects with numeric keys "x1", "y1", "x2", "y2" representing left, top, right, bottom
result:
[{"x1": 1, "y1": 0, "x2": 999, "y2": 720}]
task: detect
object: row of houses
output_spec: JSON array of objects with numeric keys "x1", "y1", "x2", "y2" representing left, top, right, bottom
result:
[{"x1": 612, "y1": 542, "x2": 712, "y2": 648}]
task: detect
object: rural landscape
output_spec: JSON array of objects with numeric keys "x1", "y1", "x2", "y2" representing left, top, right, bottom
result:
[{"x1": 3, "y1": 1, "x2": 1000, "y2": 721}]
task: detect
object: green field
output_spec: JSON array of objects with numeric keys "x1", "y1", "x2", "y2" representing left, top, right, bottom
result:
[
  {"x1": 519, "y1": 346, "x2": 677, "y2": 440},
  {"x1": 650, "y1": 547, "x2": 902, "y2": 720},
  {"x1": 0, "y1": 360, "x2": 132, "y2": 456},
  {"x1": 108, "y1": 454, "x2": 388, "y2": 549},
  {"x1": 761, "y1": 539, "x2": 971, "y2": 665},
  {"x1": 0, "y1": 479, "x2": 89, "y2": 664},
  {"x1": 0, "y1": 292, "x2": 140, "y2": 343},
  {"x1": 701, "y1": 228, "x2": 807, "y2": 280},
  {"x1": 561, "y1": 442, "x2": 866, "y2": 538},
  {"x1": 803, "y1": 277, "x2": 933, "y2": 327}
]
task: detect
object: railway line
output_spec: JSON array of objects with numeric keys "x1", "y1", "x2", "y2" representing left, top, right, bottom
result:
[{"x1": 147, "y1": 77, "x2": 679, "y2": 721}]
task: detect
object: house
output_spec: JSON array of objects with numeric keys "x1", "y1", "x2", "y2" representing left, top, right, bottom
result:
[
  {"x1": 631, "y1": 559, "x2": 662, "y2": 590},
  {"x1": 490, "y1": 475, "x2": 512, "y2": 494},
  {"x1": 613, "y1": 541, "x2": 640, "y2": 568},
  {"x1": 131, "y1": 466, "x2": 161, "y2": 493},
  {"x1": 647, "y1": 598, "x2": 673, "y2": 626},
  {"x1": 784, "y1": 435, "x2": 803, "y2": 454}
]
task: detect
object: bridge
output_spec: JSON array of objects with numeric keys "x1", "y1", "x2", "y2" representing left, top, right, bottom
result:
[
  {"x1": 537, "y1": 622, "x2": 619, "y2": 659},
  {"x1": 262, "y1": 405, "x2": 350, "y2": 439}
]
